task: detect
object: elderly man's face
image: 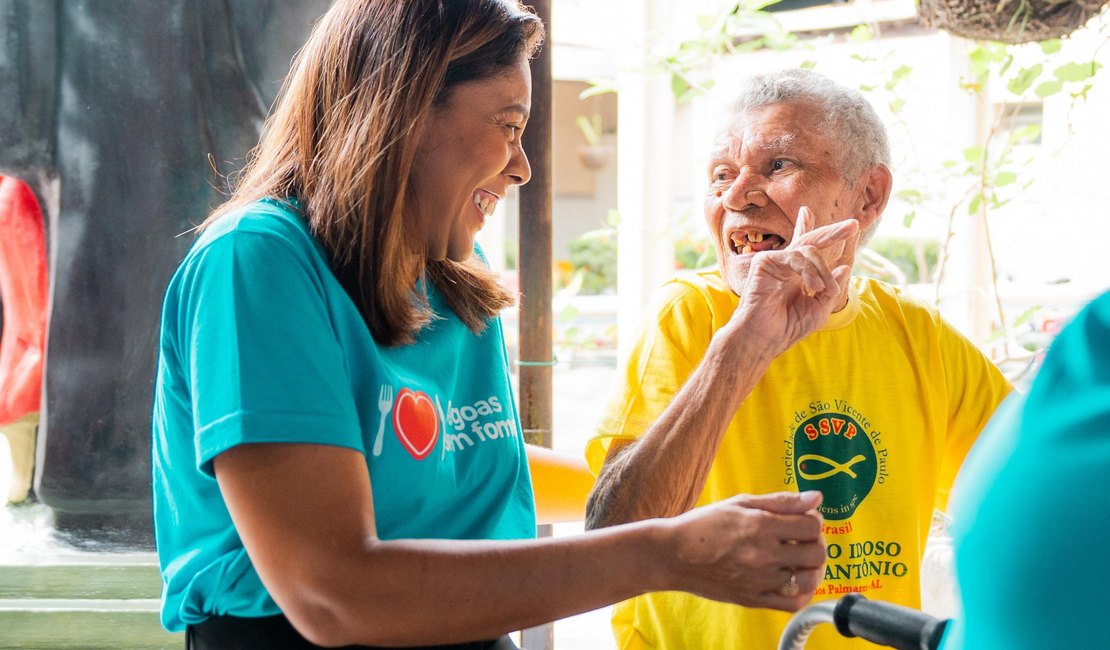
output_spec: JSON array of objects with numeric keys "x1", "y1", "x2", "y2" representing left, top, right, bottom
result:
[{"x1": 705, "y1": 100, "x2": 878, "y2": 295}]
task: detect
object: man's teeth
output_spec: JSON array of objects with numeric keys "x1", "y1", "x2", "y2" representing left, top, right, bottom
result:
[
  {"x1": 473, "y1": 193, "x2": 496, "y2": 216},
  {"x1": 729, "y1": 232, "x2": 772, "y2": 254}
]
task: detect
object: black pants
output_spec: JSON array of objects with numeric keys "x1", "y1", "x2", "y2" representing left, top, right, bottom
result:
[{"x1": 186, "y1": 614, "x2": 520, "y2": 650}]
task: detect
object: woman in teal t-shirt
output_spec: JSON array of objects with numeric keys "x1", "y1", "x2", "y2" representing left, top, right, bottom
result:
[
  {"x1": 152, "y1": 1, "x2": 835, "y2": 648},
  {"x1": 942, "y1": 290, "x2": 1110, "y2": 648}
]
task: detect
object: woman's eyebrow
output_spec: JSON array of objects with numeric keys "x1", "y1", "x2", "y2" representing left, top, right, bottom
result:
[{"x1": 499, "y1": 103, "x2": 530, "y2": 119}]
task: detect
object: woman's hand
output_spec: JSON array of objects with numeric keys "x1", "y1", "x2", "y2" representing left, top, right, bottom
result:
[{"x1": 660, "y1": 491, "x2": 826, "y2": 611}]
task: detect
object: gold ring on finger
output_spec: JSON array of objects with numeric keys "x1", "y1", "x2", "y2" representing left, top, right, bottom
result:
[{"x1": 780, "y1": 569, "x2": 800, "y2": 597}]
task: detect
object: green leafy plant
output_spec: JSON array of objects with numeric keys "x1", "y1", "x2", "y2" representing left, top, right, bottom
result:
[
  {"x1": 674, "y1": 235, "x2": 717, "y2": 270},
  {"x1": 575, "y1": 114, "x2": 603, "y2": 146},
  {"x1": 566, "y1": 227, "x2": 617, "y2": 295},
  {"x1": 856, "y1": 237, "x2": 939, "y2": 284}
]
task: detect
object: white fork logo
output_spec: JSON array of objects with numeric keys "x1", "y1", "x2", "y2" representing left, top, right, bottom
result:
[{"x1": 372, "y1": 384, "x2": 395, "y2": 457}]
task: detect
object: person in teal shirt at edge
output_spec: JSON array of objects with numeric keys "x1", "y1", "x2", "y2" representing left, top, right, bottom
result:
[
  {"x1": 940, "y1": 290, "x2": 1110, "y2": 648},
  {"x1": 149, "y1": 1, "x2": 853, "y2": 649}
]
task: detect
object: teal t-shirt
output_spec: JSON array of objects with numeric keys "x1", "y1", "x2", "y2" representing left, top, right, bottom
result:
[
  {"x1": 941, "y1": 290, "x2": 1110, "y2": 648},
  {"x1": 151, "y1": 198, "x2": 536, "y2": 632}
]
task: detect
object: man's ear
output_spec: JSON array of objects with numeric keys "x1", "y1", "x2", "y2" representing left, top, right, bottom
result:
[{"x1": 857, "y1": 164, "x2": 892, "y2": 232}]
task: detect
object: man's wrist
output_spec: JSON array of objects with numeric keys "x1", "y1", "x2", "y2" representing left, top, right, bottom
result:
[{"x1": 711, "y1": 319, "x2": 781, "y2": 370}]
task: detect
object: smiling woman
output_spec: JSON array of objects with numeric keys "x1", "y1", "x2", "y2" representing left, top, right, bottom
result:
[
  {"x1": 151, "y1": 2, "x2": 831, "y2": 649},
  {"x1": 411, "y1": 58, "x2": 532, "y2": 262}
]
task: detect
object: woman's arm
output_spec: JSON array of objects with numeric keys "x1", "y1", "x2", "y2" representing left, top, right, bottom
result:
[
  {"x1": 526, "y1": 444, "x2": 595, "y2": 524},
  {"x1": 215, "y1": 442, "x2": 826, "y2": 648}
]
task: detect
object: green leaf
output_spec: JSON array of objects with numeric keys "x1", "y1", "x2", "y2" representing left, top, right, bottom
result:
[
  {"x1": 580, "y1": 82, "x2": 617, "y2": 100},
  {"x1": 969, "y1": 48, "x2": 992, "y2": 78},
  {"x1": 575, "y1": 115, "x2": 601, "y2": 145},
  {"x1": 967, "y1": 193, "x2": 983, "y2": 216},
  {"x1": 1012, "y1": 305, "x2": 1043, "y2": 327},
  {"x1": 889, "y1": 98, "x2": 906, "y2": 114},
  {"x1": 963, "y1": 145, "x2": 984, "y2": 164},
  {"x1": 993, "y1": 171, "x2": 1018, "y2": 186},
  {"x1": 1072, "y1": 83, "x2": 1094, "y2": 101},
  {"x1": 902, "y1": 210, "x2": 917, "y2": 228},
  {"x1": 606, "y1": 209, "x2": 622, "y2": 228},
  {"x1": 1039, "y1": 39, "x2": 1062, "y2": 54},
  {"x1": 859, "y1": 83, "x2": 877, "y2": 92},
  {"x1": 800, "y1": 60, "x2": 817, "y2": 70},
  {"x1": 696, "y1": 14, "x2": 717, "y2": 31},
  {"x1": 895, "y1": 189, "x2": 924, "y2": 203},
  {"x1": 891, "y1": 65, "x2": 912, "y2": 82},
  {"x1": 1054, "y1": 61, "x2": 1102, "y2": 82},
  {"x1": 671, "y1": 72, "x2": 690, "y2": 99},
  {"x1": 732, "y1": 37, "x2": 766, "y2": 54},
  {"x1": 1009, "y1": 123, "x2": 1041, "y2": 144},
  {"x1": 850, "y1": 53, "x2": 875, "y2": 63},
  {"x1": 1034, "y1": 80, "x2": 1063, "y2": 98},
  {"x1": 1007, "y1": 63, "x2": 1043, "y2": 96},
  {"x1": 765, "y1": 31, "x2": 799, "y2": 51},
  {"x1": 849, "y1": 24, "x2": 874, "y2": 43},
  {"x1": 999, "y1": 54, "x2": 1014, "y2": 77}
]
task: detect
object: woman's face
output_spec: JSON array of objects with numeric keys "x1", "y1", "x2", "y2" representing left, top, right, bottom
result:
[{"x1": 411, "y1": 57, "x2": 532, "y2": 262}]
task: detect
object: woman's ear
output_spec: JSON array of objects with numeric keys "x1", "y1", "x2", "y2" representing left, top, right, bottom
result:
[{"x1": 857, "y1": 164, "x2": 892, "y2": 232}]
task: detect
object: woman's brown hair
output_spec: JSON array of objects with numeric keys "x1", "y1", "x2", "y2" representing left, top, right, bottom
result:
[{"x1": 202, "y1": 0, "x2": 544, "y2": 346}]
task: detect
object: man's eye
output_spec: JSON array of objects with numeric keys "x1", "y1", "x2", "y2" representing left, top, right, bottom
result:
[{"x1": 770, "y1": 159, "x2": 789, "y2": 172}]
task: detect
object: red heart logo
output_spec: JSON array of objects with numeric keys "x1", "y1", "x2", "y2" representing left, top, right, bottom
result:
[{"x1": 392, "y1": 388, "x2": 439, "y2": 461}]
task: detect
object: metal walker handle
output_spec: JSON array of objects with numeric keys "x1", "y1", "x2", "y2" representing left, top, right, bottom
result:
[{"x1": 778, "y1": 594, "x2": 950, "y2": 650}]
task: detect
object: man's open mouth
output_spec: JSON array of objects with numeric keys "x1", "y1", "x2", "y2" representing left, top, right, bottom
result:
[{"x1": 728, "y1": 231, "x2": 787, "y2": 255}]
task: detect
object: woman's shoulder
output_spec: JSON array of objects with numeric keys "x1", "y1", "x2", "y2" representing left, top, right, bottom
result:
[
  {"x1": 196, "y1": 197, "x2": 311, "y2": 249},
  {"x1": 177, "y1": 197, "x2": 325, "y2": 283}
]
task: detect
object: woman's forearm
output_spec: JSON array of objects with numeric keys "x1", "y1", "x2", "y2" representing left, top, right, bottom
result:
[{"x1": 303, "y1": 524, "x2": 665, "y2": 647}]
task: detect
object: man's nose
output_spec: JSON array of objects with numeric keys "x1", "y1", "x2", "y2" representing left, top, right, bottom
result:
[{"x1": 722, "y1": 168, "x2": 768, "y2": 209}]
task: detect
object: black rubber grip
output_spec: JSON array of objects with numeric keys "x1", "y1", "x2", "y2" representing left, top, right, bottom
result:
[{"x1": 832, "y1": 594, "x2": 950, "y2": 650}]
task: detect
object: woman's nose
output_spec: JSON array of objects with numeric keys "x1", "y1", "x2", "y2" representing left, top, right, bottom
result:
[{"x1": 506, "y1": 144, "x2": 531, "y2": 186}]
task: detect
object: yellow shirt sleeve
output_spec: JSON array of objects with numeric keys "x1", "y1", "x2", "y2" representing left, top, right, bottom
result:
[
  {"x1": 585, "y1": 275, "x2": 723, "y2": 475},
  {"x1": 935, "y1": 318, "x2": 1013, "y2": 510}
]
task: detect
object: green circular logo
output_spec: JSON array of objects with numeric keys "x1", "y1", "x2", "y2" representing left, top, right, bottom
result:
[{"x1": 793, "y1": 412, "x2": 876, "y2": 520}]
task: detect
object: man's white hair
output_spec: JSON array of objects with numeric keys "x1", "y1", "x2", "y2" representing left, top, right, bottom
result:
[{"x1": 732, "y1": 68, "x2": 891, "y2": 182}]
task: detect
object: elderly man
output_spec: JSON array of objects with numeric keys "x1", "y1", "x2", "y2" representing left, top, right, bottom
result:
[{"x1": 585, "y1": 68, "x2": 1011, "y2": 649}]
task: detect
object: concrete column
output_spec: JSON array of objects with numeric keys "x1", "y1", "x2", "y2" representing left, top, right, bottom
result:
[{"x1": 616, "y1": 0, "x2": 676, "y2": 359}]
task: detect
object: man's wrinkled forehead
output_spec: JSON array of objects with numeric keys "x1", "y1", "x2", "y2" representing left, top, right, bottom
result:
[{"x1": 710, "y1": 105, "x2": 822, "y2": 160}]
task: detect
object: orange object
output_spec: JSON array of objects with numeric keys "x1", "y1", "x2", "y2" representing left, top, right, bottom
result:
[
  {"x1": 526, "y1": 445, "x2": 597, "y2": 524},
  {"x1": 0, "y1": 176, "x2": 48, "y2": 425}
]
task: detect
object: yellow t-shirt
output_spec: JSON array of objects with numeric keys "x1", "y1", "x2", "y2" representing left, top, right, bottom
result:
[{"x1": 586, "y1": 272, "x2": 1011, "y2": 650}]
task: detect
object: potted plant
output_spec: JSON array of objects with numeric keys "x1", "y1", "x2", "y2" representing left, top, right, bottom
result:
[{"x1": 575, "y1": 114, "x2": 612, "y2": 170}]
